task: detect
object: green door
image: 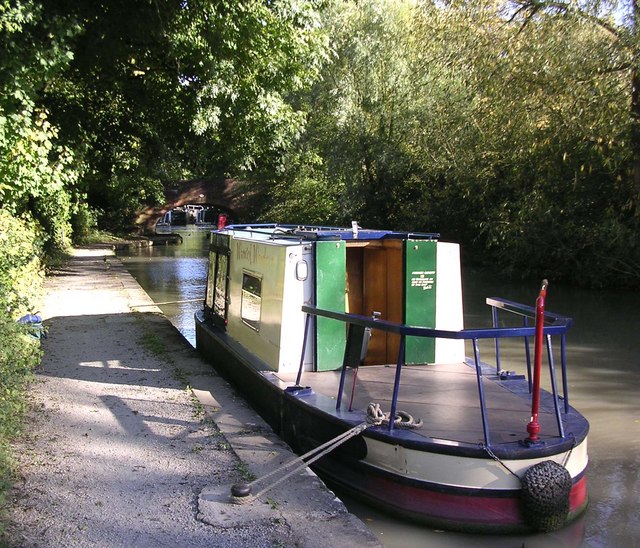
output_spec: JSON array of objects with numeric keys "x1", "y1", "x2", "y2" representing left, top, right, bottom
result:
[
  {"x1": 315, "y1": 240, "x2": 346, "y2": 371},
  {"x1": 405, "y1": 240, "x2": 437, "y2": 364}
]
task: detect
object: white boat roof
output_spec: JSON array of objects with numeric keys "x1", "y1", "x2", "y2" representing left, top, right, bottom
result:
[{"x1": 217, "y1": 223, "x2": 440, "y2": 245}]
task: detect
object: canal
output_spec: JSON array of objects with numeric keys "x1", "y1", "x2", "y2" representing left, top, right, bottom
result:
[{"x1": 119, "y1": 229, "x2": 639, "y2": 547}]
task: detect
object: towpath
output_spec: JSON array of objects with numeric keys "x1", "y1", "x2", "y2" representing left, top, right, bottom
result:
[{"x1": 5, "y1": 248, "x2": 380, "y2": 548}]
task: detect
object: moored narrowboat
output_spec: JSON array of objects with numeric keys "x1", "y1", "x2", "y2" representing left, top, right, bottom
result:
[{"x1": 194, "y1": 223, "x2": 589, "y2": 533}]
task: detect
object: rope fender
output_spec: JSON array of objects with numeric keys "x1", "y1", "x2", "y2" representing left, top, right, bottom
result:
[
  {"x1": 366, "y1": 402, "x2": 423, "y2": 429},
  {"x1": 520, "y1": 460, "x2": 572, "y2": 532}
]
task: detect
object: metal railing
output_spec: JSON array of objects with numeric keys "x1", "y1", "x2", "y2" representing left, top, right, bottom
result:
[{"x1": 298, "y1": 298, "x2": 573, "y2": 448}]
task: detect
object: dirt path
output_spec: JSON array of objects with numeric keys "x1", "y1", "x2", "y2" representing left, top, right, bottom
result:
[{"x1": 4, "y1": 249, "x2": 380, "y2": 548}]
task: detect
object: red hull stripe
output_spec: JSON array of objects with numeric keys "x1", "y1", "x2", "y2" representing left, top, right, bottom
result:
[{"x1": 342, "y1": 470, "x2": 588, "y2": 530}]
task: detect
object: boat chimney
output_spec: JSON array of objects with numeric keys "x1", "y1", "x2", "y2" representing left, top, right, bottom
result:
[{"x1": 351, "y1": 221, "x2": 360, "y2": 238}]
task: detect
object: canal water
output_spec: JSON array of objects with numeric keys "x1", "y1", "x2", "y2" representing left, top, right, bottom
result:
[{"x1": 119, "y1": 230, "x2": 639, "y2": 547}]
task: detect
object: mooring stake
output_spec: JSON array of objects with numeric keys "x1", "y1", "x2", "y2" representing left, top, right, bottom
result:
[{"x1": 230, "y1": 483, "x2": 252, "y2": 498}]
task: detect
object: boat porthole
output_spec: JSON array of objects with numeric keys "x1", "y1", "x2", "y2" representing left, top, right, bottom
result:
[{"x1": 296, "y1": 260, "x2": 308, "y2": 281}]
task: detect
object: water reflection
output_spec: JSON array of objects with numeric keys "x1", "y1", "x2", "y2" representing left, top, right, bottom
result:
[
  {"x1": 119, "y1": 238, "x2": 640, "y2": 547},
  {"x1": 461, "y1": 269, "x2": 640, "y2": 547},
  {"x1": 343, "y1": 496, "x2": 586, "y2": 547},
  {"x1": 118, "y1": 229, "x2": 210, "y2": 345}
]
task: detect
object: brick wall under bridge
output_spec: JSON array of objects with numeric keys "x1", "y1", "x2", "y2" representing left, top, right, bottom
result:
[{"x1": 136, "y1": 178, "x2": 242, "y2": 233}]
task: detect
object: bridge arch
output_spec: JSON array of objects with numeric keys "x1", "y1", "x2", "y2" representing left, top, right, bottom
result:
[{"x1": 136, "y1": 178, "x2": 242, "y2": 233}]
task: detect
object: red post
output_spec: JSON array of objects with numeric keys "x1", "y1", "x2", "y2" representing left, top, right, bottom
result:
[{"x1": 526, "y1": 279, "x2": 548, "y2": 443}]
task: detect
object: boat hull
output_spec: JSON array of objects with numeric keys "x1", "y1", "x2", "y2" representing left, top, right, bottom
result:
[
  {"x1": 310, "y1": 445, "x2": 588, "y2": 533},
  {"x1": 195, "y1": 312, "x2": 588, "y2": 533}
]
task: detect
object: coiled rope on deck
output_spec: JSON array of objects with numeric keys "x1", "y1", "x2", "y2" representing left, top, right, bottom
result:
[
  {"x1": 366, "y1": 402, "x2": 423, "y2": 429},
  {"x1": 230, "y1": 422, "x2": 369, "y2": 505}
]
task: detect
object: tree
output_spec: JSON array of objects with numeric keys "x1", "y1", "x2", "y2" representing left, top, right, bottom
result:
[
  {"x1": 270, "y1": 0, "x2": 639, "y2": 286},
  {"x1": 507, "y1": 0, "x2": 640, "y2": 211},
  {"x1": 39, "y1": 0, "x2": 330, "y2": 231},
  {"x1": 1, "y1": 0, "x2": 80, "y2": 249}
]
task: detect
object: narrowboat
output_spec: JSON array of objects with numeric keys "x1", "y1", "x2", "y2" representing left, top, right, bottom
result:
[
  {"x1": 194, "y1": 223, "x2": 589, "y2": 533},
  {"x1": 155, "y1": 208, "x2": 189, "y2": 234}
]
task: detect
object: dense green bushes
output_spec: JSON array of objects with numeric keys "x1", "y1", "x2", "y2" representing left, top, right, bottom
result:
[
  {"x1": 0, "y1": 211, "x2": 45, "y2": 526},
  {"x1": 0, "y1": 312, "x2": 42, "y2": 515}
]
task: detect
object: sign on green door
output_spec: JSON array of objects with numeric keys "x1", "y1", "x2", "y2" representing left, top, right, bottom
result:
[
  {"x1": 315, "y1": 240, "x2": 346, "y2": 371},
  {"x1": 405, "y1": 240, "x2": 437, "y2": 364}
]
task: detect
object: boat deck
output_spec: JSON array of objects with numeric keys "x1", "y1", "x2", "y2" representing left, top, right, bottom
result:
[{"x1": 276, "y1": 361, "x2": 562, "y2": 447}]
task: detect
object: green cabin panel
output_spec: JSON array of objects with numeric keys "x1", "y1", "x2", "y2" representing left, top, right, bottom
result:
[
  {"x1": 405, "y1": 240, "x2": 437, "y2": 364},
  {"x1": 315, "y1": 240, "x2": 346, "y2": 371}
]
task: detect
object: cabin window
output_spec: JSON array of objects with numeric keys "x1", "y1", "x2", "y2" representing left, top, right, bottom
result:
[
  {"x1": 205, "y1": 252, "x2": 216, "y2": 311},
  {"x1": 213, "y1": 253, "x2": 228, "y2": 318},
  {"x1": 241, "y1": 271, "x2": 262, "y2": 331},
  {"x1": 205, "y1": 246, "x2": 230, "y2": 327}
]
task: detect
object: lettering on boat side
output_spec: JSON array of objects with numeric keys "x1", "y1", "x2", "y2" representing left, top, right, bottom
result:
[
  {"x1": 235, "y1": 241, "x2": 277, "y2": 267},
  {"x1": 410, "y1": 270, "x2": 435, "y2": 291}
]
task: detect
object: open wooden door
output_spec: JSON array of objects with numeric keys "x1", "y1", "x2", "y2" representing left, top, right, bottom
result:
[{"x1": 315, "y1": 240, "x2": 346, "y2": 371}]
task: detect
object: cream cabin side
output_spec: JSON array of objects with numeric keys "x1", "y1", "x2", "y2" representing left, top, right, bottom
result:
[{"x1": 225, "y1": 236, "x2": 313, "y2": 373}]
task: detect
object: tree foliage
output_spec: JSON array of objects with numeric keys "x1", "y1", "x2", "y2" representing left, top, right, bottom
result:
[
  {"x1": 261, "y1": 0, "x2": 640, "y2": 287},
  {"x1": 0, "y1": 210, "x2": 43, "y2": 522},
  {"x1": 34, "y1": 0, "x2": 329, "y2": 231},
  {"x1": 176, "y1": 0, "x2": 329, "y2": 171},
  {"x1": 3, "y1": 0, "x2": 640, "y2": 286},
  {"x1": 1, "y1": 0, "x2": 80, "y2": 249}
]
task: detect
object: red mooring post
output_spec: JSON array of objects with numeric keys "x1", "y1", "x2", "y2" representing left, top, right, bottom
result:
[{"x1": 526, "y1": 279, "x2": 548, "y2": 443}]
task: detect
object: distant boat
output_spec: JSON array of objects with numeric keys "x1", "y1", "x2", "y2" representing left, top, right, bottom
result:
[
  {"x1": 195, "y1": 207, "x2": 217, "y2": 225},
  {"x1": 195, "y1": 223, "x2": 589, "y2": 533},
  {"x1": 184, "y1": 204, "x2": 204, "y2": 223},
  {"x1": 155, "y1": 208, "x2": 190, "y2": 234}
]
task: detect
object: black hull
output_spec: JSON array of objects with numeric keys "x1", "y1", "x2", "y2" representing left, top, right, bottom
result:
[{"x1": 195, "y1": 311, "x2": 588, "y2": 533}]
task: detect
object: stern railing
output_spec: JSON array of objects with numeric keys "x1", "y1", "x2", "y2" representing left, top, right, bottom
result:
[{"x1": 299, "y1": 297, "x2": 573, "y2": 449}]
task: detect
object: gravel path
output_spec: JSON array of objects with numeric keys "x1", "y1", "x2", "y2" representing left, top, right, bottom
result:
[{"x1": 4, "y1": 248, "x2": 380, "y2": 548}]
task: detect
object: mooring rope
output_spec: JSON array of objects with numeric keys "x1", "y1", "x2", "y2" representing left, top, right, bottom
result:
[
  {"x1": 561, "y1": 435, "x2": 577, "y2": 468},
  {"x1": 483, "y1": 435, "x2": 576, "y2": 480},
  {"x1": 130, "y1": 298, "x2": 202, "y2": 308},
  {"x1": 231, "y1": 422, "x2": 369, "y2": 504}
]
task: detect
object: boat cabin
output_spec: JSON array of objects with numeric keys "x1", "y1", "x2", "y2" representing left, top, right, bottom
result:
[
  {"x1": 203, "y1": 224, "x2": 465, "y2": 375},
  {"x1": 197, "y1": 223, "x2": 590, "y2": 533}
]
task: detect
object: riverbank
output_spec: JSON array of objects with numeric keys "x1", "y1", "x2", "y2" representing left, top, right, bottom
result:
[{"x1": 3, "y1": 248, "x2": 380, "y2": 547}]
